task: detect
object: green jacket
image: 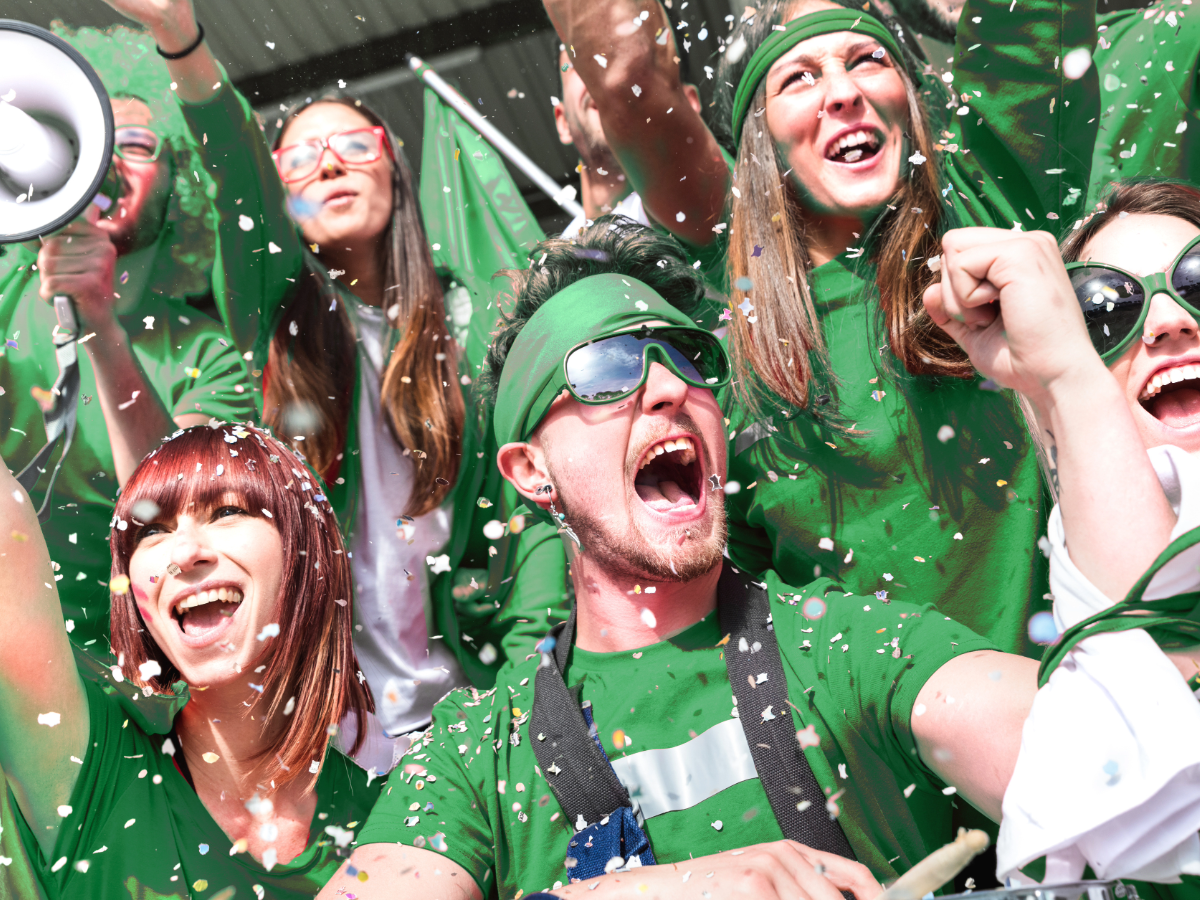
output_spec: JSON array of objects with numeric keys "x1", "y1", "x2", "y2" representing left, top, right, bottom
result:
[
  {"x1": 725, "y1": 0, "x2": 1098, "y2": 658},
  {"x1": 179, "y1": 84, "x2": 568, "y2": 689},
  {"x1": 0, "y1": 225, "x2": 255, "y2": 653},
  {"x1": 1087, "y1": 0, "x2": 1200, "y2": 206}
]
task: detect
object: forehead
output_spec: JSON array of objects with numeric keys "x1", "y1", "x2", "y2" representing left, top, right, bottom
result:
[
  {"x1": 769, "y1": 27, "x2": 883, "y2": 72},
  {"x1": 111, "y1": 97, "x2": 153, "y2": 129},
  {"x1": 282, "y1": 102, "x2": 375, "y2": 144},
  {"x1": 1080, "y1": 213, "x2": 1200, "y2": 277}
]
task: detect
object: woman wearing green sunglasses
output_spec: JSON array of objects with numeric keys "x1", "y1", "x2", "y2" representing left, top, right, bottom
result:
[{"x1": 924, "y1": 179, "x2": 1200, "y2": 898}]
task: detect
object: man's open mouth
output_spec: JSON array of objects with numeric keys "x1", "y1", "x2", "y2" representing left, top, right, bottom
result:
[
  {"x1": 634, "y1": 436, "x2": 703, "y2": 513},
  {"x1": 172, "y1": 586, "x2": 244, "y2": 638},
  {"x1": 826, "y1": 129, "x2": 882, "y2": 164}
]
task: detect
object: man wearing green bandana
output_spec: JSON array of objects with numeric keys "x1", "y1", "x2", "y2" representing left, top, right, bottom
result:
[
  {"x1": 0, "y1": 25, "x2": 254, "y2": 655},
  {"x1": 308, "y1": 219, "x2": 1163, "y2": 900}
]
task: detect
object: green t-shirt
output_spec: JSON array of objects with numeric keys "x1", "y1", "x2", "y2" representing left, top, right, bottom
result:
[
  {"x1": 357, "y1": 573, "x2": 995, "y2": 897},
  {"x1": 13, "y1": 675, "x2": 382, "y2": 899},
  {"x1": 0, "y1": 233, "x2": 255, "y2": 653},
  {"x1": 725, "y1": 255, "x2": 1049, "y2": 658},
  {"x1": 1088, "y1": 0, "x2": 1200, "y2": 207}
]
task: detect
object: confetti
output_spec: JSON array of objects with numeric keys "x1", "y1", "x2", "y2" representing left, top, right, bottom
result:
[
  {"x1": 256, "y1": 623, "x2": 280, "y2": 642},
  {"x1": 202, "y1": 752, "x2": 220, "y2": 764},
  {"x1": 109, "y1": 575, "x2": 131, "y2": 595},
  {"x1": 138, "y1": 660, "x2": 161, "y2": 681},
  {"x1": 796, "y1": 724, "x2": 820, "y2": 748}
]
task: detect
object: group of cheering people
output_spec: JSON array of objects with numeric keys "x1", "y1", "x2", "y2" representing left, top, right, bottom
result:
[{"x1": 2, "y1": 0, "x2": 1200, "y2": 895}]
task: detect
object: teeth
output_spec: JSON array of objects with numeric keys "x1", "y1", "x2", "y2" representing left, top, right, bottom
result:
[
  {"x1": 639, "y1": 437, "x2": 698, "y2": 470},
  {"x1": 1140, "y1": 364, "x2": 1200, "y2": 402},
  {"x1": 176, "y1": 587, "x2": 244, "y2": 616},
  {"x1": 828, "y1": 130, "x2": 878, "y2": 159}
]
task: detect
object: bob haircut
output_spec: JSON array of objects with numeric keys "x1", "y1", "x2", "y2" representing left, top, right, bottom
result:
[
  {"x1": 267, "y1": 96, "x2": 463, "y2": 517},
  {"x1": 108, "y1": 423, "x2": 372, "y2": 791},
  {"x1": 714, "y1": 0, "x2": 963, "y2": 418}
]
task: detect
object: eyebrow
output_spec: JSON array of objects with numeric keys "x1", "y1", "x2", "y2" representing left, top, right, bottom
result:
[{"x1": 772, "y1": 39, "x2": 882, "y2": 74}]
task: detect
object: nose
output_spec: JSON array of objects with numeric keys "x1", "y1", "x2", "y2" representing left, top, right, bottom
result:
[
  {"x1": 640, "y1": 361, "x2": 691, "y2": 413},
  {"x1": 168, "y1": 519, "x2": 218, "y2": 574},
  {"x1": 1143, "y1": 291, "x2": 1199, "y2": 347},
  {"x1": 822, "y1": 67, "x2": 865, "y2": 116},
  {"x1": 317, "y1": 145, "x2": 345, "y2": 179}
]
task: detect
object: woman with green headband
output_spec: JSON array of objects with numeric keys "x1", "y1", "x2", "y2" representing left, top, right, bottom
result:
[{"x1": 715, "y1": 0, "x2": 1099, "y2": 656}]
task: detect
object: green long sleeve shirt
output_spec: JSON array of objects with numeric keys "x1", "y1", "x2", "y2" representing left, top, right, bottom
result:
[
  {"x1": 1088, "y1": 0, "x2": 1200, "y2": 206},
  {"x1": 725, "y1": 0, "x2": 1098, "y2": 658}
]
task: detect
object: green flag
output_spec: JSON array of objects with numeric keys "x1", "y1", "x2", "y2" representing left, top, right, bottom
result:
[{"x1": 419, "y1": 83, "x2": 546, "y2": 342}]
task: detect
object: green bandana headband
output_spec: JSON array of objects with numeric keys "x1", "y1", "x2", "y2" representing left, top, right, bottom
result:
[
  {"x1": 494, "y1": 273, "x2": 702, "y2": 447},
  {"x1": 731, "y1": 9, "x2": 905, "y2": 146}
]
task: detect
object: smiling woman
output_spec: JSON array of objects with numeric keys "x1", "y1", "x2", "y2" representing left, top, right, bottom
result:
[
  {"x1": 0, "y1": 423, "x2": 377, "y2": 898},
  {"x1": 714, "y1": 0, "x2": 1101, "y2": 657}
]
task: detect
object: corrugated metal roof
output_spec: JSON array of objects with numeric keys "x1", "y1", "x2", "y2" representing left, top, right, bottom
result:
[{"x1": 2, "y1": 0, "x2": 738, "y2": 232}]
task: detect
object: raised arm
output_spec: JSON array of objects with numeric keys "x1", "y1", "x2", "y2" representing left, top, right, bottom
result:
[
  {"x1": 101, "y1": 0, "x2": 305, "y2": 386},
  {"x1": 924, "y1": 226, "x2": 1174, "y2": 601},
  {"x1": 0, "y1": 460, "x2": 88, "y2": 856},
  {"x1": 948, "y1": 0, "x2": 1098, "y2": 231},
  {"x1": 544, "y1": 0, "x2": 729, "y2": 245}
]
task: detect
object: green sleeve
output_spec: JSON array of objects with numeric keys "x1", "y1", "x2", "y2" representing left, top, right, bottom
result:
[
  {"x1": 946, "y1": 0, "x2": 1099, "y2": 232},
  {"x1": 177, "y1": 79, "x2": 305, "y2": 384},
  {"x1": 770, "y1": 574, "x2": 997, "y2": 788},
  {"x1": 357, "y1": 688, "x2": 499, "y2": 897},
  {"x1": 163, "y1": 313, "x2": 257, "y2": 422}
]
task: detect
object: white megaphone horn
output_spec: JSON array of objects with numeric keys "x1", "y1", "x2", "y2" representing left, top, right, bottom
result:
[{"x1": 0, "y1": 20, "x2": 116, "y2": 521}]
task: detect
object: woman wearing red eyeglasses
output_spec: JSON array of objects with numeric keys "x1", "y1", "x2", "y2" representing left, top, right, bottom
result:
[{"x1": 98, "y1": 0, "x2": 568, "y2": 773}]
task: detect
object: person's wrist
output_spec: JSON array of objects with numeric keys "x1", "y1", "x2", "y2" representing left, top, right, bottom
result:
[
  {"x1": 1034, "y1": 357, "x2": 1118, "y2": 423},
  {"x1": 151, "y1": 17, "x2": 202, "y2": 56},
  {"x1": 79, "y1": 309, "x2": 125, "y2": 344}
]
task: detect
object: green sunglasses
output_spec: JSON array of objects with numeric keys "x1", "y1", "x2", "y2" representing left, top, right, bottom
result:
[
  {"x1": 563, "y1": 326, "x2": 731, "y2": 404},
  {"x1": 1066, "y1": 232, "x2": 1200, "y2": 361}
]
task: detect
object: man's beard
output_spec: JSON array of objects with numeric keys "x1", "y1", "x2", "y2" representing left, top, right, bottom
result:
[
  {"x1": 566, "y1": 108, "x2": 624, "y2": 178},
  {"x1": 549, "y1": 460, "x2": 727, "y2": 584}
]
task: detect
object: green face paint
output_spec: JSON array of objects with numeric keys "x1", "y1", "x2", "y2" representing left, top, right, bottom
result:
[
  {"x1": 730, "y1": 9, "x2": 906, "y2": 146},
  {"x1": 493, "y1": 274, "x2": 713, "y2": 447}
]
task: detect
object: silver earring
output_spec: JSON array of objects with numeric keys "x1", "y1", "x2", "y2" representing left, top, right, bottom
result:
[{"x1": 538, "y1": 484, "x2": 582, "y2": 550}]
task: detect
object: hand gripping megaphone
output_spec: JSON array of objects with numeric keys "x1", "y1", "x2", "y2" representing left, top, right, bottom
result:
[{"x1": 0, "y1": 20, "x2": 116, "y2": 520}]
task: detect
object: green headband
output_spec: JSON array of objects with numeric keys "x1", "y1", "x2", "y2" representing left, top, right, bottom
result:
[
  {"x1": 494, "y1": 273, "x2": 702, "y2": 447},
  {"x1": 731, "y1": 9, "x2": 905, "y2": 145}
]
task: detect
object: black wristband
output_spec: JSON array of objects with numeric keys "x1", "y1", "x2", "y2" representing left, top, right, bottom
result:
[{"x1": 156, "y1": 22, "x2": 205, "y2": 60}]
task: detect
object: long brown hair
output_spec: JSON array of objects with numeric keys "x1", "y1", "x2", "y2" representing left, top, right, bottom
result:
[
  {"x1": 109, "y1": 424, "x2": 372, "y2": 792},
  {"x1": 268, "y1": 97, "x2": 463, "y2": 516},
  {"x1": 715, "y1": 0, "x2": 967, "y2": 415}
]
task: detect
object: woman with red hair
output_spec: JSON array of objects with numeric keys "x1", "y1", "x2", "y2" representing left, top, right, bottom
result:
[{"x1": 0, "y1": 422, "x2": 375, "y2": 896}]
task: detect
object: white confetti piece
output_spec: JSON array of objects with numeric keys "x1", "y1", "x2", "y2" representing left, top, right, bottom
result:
[
  {"x1": 1062, "y1": 46, "x2": 1092, "y2": 80},
  {"x1": 256, "y1": 623, "x2": 280, "y2": 642},
  {"x1": 37, "y1": 712, "x2": 60, "y2": 727},
  {"x1": 138, "y1": 660, "x2": 161, "y2": 681},
  {"x1": 268, "y1": 242, "x2": 281, "y2": 254},
  {"x1": 640, "y1": 608, "x2": 657, "y2": 628},
  {"x1": 908, "y1": 150, "x2": 927, "y2": 166},
  {"x1": 818, "y1": 537, "x2": 834, "y2": 551},
  {"x1": 711, "y1": 820, "x2": 723, "y2": 831},
  {"x1": 593, "y1": 54, "x2": 608, "y2": 68},
  {"x1": 904, "y1": 783, "x2": 916, "y2": 798},
  {"x1": 57, "y1": 805, "x2": 71, "y2": 817}
]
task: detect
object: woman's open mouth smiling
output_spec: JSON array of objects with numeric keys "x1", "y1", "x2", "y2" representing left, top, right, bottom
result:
[
  {"x1": 633, "y1": 434, "x2": 706, "y2": 521},
  {"x1": 171, "y1": 585, "x2": 245, "y2": 642},
  {"x1": 825, "y1": 127, "x2": 882, "y2": 165}
]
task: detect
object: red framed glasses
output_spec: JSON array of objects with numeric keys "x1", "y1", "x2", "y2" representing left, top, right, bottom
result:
[{"x1": 272, "y1": 126, "x2": 394, "y2": 183}]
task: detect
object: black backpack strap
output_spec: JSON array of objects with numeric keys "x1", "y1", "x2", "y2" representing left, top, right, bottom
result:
[
  {"x1": 530, "y1": 607, "x2": 633, "y2": 829},
  {"x1": 15, "y1": 295, "x2": 80, "y2": 523},
  {"x1": 718, "y1": 561, "x2": 857, "y2": 860}
]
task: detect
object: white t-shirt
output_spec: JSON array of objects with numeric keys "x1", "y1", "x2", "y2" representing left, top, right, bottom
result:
[
  {"x1": 561, "y1": 191, "x2": 648, "y2": 238},
  {"x1": 336, "y1": 295, "x2": 469, "y2": 770}
]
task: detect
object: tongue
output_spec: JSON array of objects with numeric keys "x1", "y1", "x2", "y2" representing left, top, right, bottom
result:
[
  {"x1": 635, "y1": 479, "x2": 697, "y2": 512},
  {"x1": 1151, "y1": 387, "x2": 1200, "y2": 428},
  {"x1": 181, "y1": 602, "x2": 239, "y2": 636}
]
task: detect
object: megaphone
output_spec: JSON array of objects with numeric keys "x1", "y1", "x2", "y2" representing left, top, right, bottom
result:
[{"x1": 0, "y1": 20, "x2": 116, "y2": 520}]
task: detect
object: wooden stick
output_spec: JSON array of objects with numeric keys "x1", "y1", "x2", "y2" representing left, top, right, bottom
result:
[{"x1": 877, "y1": 829, "x2": 991, "y2": 900}]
